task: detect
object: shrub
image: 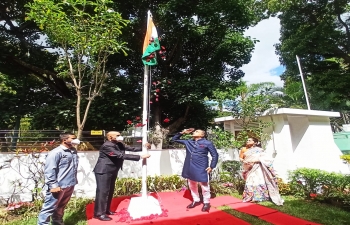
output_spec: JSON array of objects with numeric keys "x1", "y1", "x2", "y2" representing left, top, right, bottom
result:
[
  {"x1": 220, "y1": 160, "x2": 245, "y2": 194},
  {"x1": 276, "y1": 178, "x2": 292, "y2": 195},
  {"x1": 288, "y1": 168, "x2": 350, "y2": 208},
  {"x1": 114, "y1": 175, "x2": 186, "y2": 196}
]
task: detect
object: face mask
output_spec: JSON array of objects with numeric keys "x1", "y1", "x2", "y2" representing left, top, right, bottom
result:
[
  {"x1": 71, "y1": 139, "x2": 81, "y2": 145},
  {"x1": 116, "y1": 136, "x2": 124, "y2": 142}
]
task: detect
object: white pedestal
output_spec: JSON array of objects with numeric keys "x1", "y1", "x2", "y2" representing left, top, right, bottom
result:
[{"x1": 127, "y1": 195, "x2": 162, "y2": 219}]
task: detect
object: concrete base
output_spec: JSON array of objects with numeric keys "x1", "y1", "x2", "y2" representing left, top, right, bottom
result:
[{"x1": 127, "y1": 195, "x2": 162, "y2": 219}]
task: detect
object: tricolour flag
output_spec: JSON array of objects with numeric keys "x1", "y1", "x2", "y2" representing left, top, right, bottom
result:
[{"x1": 142, "y1": 11, "x2": 161, "y2": 66}]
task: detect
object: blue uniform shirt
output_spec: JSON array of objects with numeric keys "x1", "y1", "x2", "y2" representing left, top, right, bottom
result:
[
  {"x1": 44, "y1": 145, "x2": 79, "y2": 189},
  {"x1": 172, "y1": 133, "x2": 219, "y2": 182}
]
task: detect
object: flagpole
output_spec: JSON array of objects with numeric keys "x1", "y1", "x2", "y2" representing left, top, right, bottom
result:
[
  {"x1": 127, "y1": 10, "x2": 162, "y2": 219},
  {"x1": 296, "y1": 55, "x2": 311, "y2": 110},
  {"x1": 141, "y1": 64, "x2": 149, "y2": 198}
]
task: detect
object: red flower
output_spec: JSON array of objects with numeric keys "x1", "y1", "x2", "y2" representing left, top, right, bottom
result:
[
  {"x1": 156, "y1": 89, "x2": 160, "y2": 92},
  {"x1": 163, "y1": 118, "x2": 170, "y2": 123},
  {"x1": 135, "y1": 116, "x2": 141, "y2": 120},
  {"x1": 310, "y1": 193, "x2": 317, "y2": 198},
  {"x1": 156, "y1": 98, "x2": 159, "y2": 101},
  {"x1": 152, "y1": 82, "x2": 156, "y2": 85},
  {"x1": 135, "y1": 123, "x2": 146, "y2": 127},
  {"x1": 127, "y1": 120, "x2": 132, "y2": 125},
  {"x1": 150, "y1": 101, "x2": 153, "y2": 104}
]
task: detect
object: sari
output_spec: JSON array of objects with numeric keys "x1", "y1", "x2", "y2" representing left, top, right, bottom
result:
[{"x1": 242, "y1": 146, "x2": 283, "y2": 205}]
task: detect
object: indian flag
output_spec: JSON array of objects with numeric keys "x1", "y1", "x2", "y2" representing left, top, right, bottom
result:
[{"x1": 142, "y1": 11, "x2": 161, "y2": 66}]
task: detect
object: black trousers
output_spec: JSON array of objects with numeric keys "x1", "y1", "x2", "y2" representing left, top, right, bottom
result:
[{"x1": 94, "y1": 171, "x2": 119, "y2": 216}]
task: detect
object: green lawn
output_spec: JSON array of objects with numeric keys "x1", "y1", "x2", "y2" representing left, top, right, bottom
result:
[{"x1": 2, "y1": 194, "x2": 350, "y2": 225}]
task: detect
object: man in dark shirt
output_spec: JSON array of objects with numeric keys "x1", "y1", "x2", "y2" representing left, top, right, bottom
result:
[
  {"x1": 172, "y1": 129, "x2": 218, "y2": 212},
  {"x1": 93, "y1": 131, "x2": 151, "y2": 221}
]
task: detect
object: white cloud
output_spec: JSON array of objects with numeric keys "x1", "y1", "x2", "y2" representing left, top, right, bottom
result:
[{"x1": 241, "y1": 17, "x2": 284, "y2": 87}]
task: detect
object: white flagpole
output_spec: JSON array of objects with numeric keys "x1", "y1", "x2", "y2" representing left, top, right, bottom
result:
[
  {"x1": 128, "y1": 11, "x2": 162, "y2": 219},
  {"x1": 296, "y1": 55, "x2": 311, "y2": 110},
  {"x1": 141, "y1": 65, "x2": 149, "y2": 198}
]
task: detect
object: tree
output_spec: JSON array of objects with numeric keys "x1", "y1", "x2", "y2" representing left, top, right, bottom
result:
[
  {"x1": 213, "y1": 81, "x2": 282, "y2": 147},
  {"x1": 1, "y1": 0, "x2": 265, "y2": 135},
  {"x1": 264, "y1": 0, "x2": 350, "y2": 111},
  {"x1": 26, "y1": 0, "x2": 129, "y2": 138},
  {"x1": 0, "y1": 0, "x2": 73, "y2": 99},
  {"x1": 108, "y1": 0, "x2": 264, "y2": 133}
]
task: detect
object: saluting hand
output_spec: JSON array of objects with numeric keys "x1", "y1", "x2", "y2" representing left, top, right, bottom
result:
[{"x1": 181, "y1": 128, "x2": 195, "y2": 134}]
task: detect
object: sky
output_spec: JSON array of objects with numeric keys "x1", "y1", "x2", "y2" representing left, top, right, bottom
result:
[{"x1": 240, "y1": 17, "x2": 284, "y2": 87}]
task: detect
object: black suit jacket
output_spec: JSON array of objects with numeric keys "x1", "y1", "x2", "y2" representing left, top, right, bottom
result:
[{"x1": 93, "y1": 140, "x2": 142, "y2": 174}]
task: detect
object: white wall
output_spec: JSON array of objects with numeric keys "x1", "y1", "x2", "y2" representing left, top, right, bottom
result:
[
  {"x1": 262, "y1": 114, "x2": 349, "y2": 180},
  {"x1": 0, "y1": 148, "x2": 235, "y2": 202}
]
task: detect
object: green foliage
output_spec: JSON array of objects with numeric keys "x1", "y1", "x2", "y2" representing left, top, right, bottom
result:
[
  {"x1": 108, "y1": 0, "x2": 262, "y2": 131},
  {"x1": 340, "y1": 155, "x2": 350, "y2": 163},
  {"x1": 26, "y1": 0, "x2": 128, "y2": 56},
  {"x1": 220, "y1": 160, "x2": 245, "y2": 194},
  {"x1": 288, "y1": 168, "x2": 350, "y2": 208},
  {"x1": 269, "y1": 0, "x2": 350, "y2": 111},
  {"x1": 114, "y1": 175, "x2": 186, "y2": 196},
  {"x1": 213, "y1": 82, "x2": 278, "y2": 147},
  {"x1": 4, "y1": 201, "x2": 39, "y2": 221},
  {"x1": 209, "y1": 127, "x2": 235, "y2": 150},
  {"x1": 0, "y1": 197, "x2": 91, "y2": 225},
  {"x1": 1, "y1": 0, "x2": 264, "y2": 132},
  {"x1": 259, "y1": 195, "x2": 350, "y2": 225},
  {"x1": 26, "y1": 0, "x2": 129, "y2": 137},
  {"x1": 276, "y1": 178, "x2": 292, "y2": 195}
]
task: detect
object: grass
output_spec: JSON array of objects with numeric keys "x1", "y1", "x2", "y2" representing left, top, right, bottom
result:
[
  {"x1": 219, "y1": 205, "x2": 273, "y2": 225},
  {"x1": 2, "y1": 211, "x2": 88, "y2": 225},
  {"x1": 259, "y1": 195, "x2": 350, "y2": 225},
  {"x1": 1, "y1": 197, "x2": 92, "y2": 225},
  {"x1": 2, "y1": 194, "x2": 350, "y2": 225}
]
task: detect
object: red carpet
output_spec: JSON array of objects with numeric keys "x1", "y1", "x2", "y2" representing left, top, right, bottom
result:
[
  {"x1": 86, "y1": 192, "x2": 250, "y2": 225},
  {"x1": 259, "y1": 212, "x2": 321, "y2": 225},
  {"x1": 86, "y1": 191, "x2": 321, "y2": 225},
  {"x1": 228, "y1": 202, "x2": 278, "y2": 216}
]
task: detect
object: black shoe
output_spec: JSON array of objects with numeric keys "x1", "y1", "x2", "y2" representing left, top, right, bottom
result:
[
  {"x1": 202, "y1": 203, "x2": 210, "y2": 212},
  {"x1": 187, "y1": 201, "x2": 201, "y2": 209},
  {"x1": 93, "y1": 215, "x2": 112, "y2": 221},
  {"x1": 106, "y1": 210, "x2": 115, "y2": 215}
]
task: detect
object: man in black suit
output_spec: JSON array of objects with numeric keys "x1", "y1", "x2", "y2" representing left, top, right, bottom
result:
[{"x1": 93, "y1": 131, "x2": 151, "y2": 221}]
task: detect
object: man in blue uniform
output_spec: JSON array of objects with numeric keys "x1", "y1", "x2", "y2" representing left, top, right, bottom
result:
[{"x1": 172, "y1": 129, "x2": 219, "y2": 212}]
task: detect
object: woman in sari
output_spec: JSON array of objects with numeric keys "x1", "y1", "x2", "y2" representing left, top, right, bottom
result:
[{"x1": 241, "y1": 137, "x2": 283, "y2": 205}]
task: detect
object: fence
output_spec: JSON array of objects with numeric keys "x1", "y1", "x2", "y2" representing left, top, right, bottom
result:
[
  {"x1": 0, "y1": 130, "x2": 220, "y2": 152},
  {"x1": 0, "y1": 130, "x2": 105, "y2": 152}
]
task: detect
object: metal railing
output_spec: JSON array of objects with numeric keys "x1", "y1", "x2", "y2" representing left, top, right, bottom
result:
[{"x1": 0, "y1": 130, "x2": 105, "y2": 152}]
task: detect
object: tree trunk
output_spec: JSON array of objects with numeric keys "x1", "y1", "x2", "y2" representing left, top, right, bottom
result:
[
  {"x1": 167, "y1": 105, "x2": 190, "y2": 134},
  {"x1": 152, "y1": 103, "x2": 162, "y2": 127}
]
